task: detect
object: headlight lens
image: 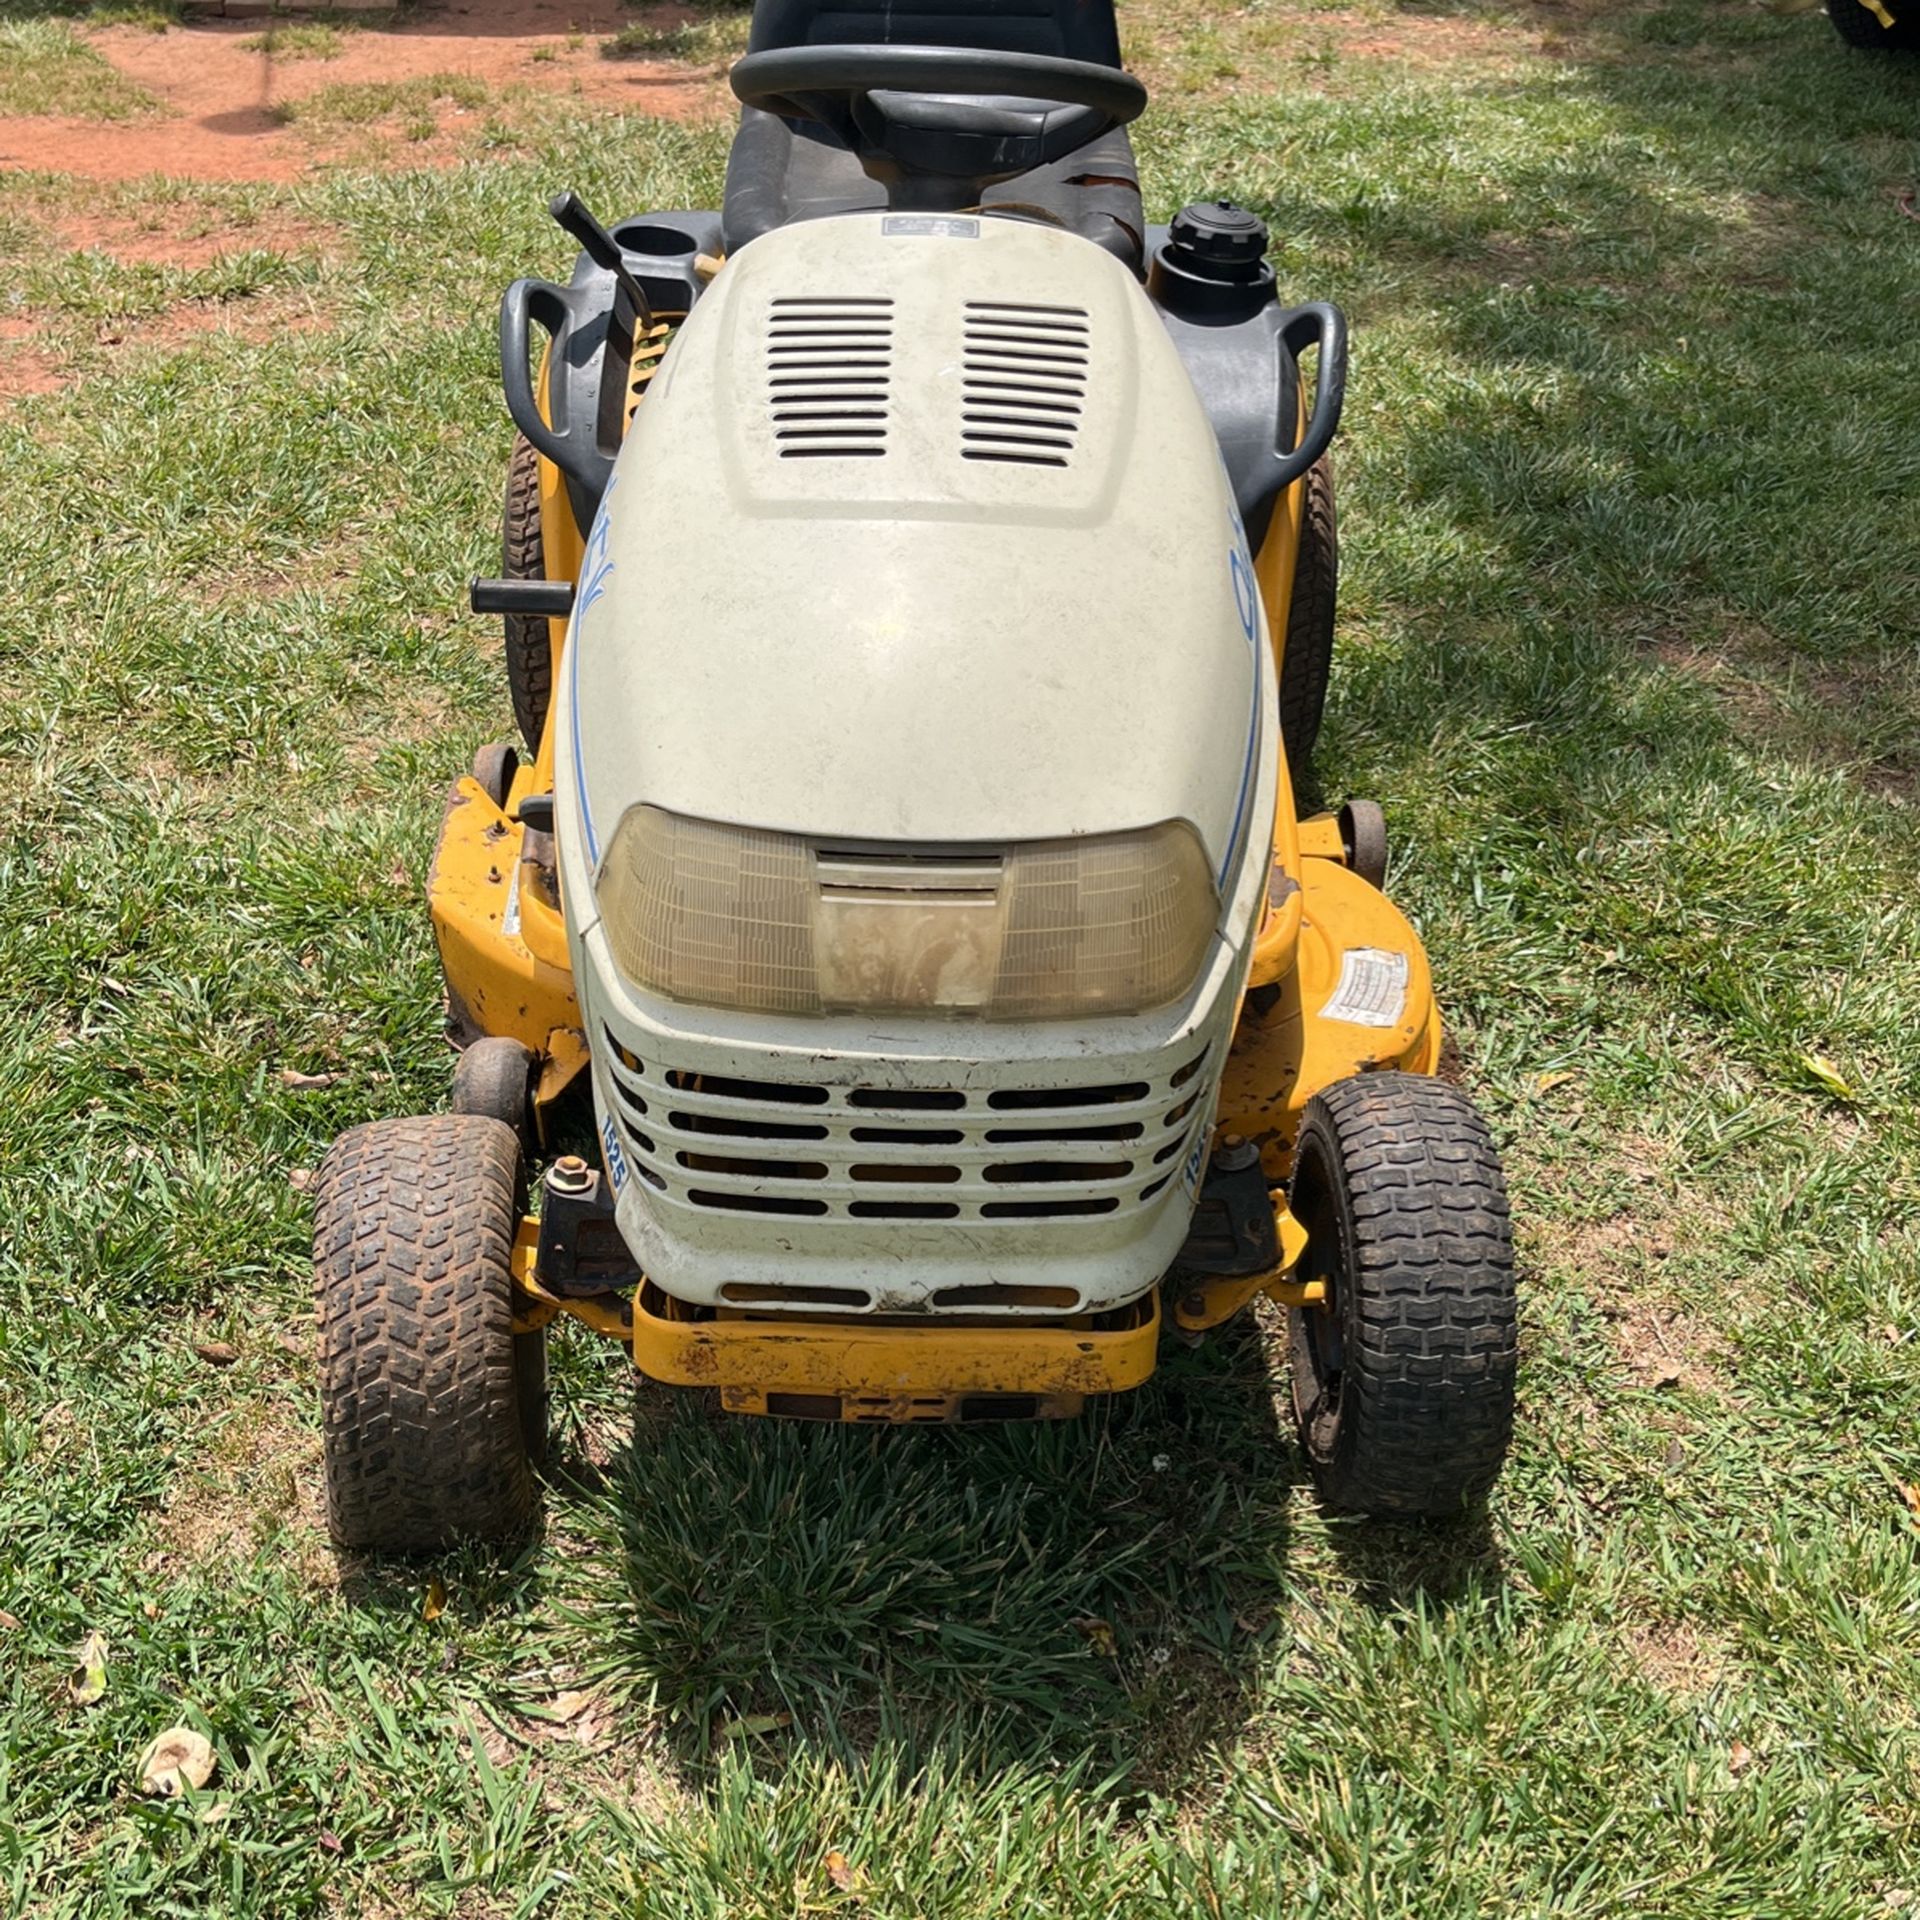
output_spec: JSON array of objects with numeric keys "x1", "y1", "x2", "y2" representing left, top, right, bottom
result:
[{"x1": 595, "y1": 806, "x2": 1218, "y2": 1020}]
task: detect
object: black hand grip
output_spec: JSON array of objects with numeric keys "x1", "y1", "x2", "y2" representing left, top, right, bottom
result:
[
  {"x1": 500, "y1": 276, "x2": 584, "y2": 485},
  {"x1": 547, "y1": 191, "x2": 651, "y2": 325},
  {"x1": 470, "y1": 576, "x2": 575, "y2": 617},
  {"x1": 1272, "y1": 302, "x2": 1347, "y2": 490}
]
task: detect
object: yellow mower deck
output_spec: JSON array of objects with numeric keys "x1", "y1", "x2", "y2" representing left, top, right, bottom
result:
[{"x1": 435, "y1": 346, "x2": 1441, "y2": 1418}]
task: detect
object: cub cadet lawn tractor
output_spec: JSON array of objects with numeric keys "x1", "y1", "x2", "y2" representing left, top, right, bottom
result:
[{"x1": 312, "y1": 0, "x2": 1519, "y2": 1553}]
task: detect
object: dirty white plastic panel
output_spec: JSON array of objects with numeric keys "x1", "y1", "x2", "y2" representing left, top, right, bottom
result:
[{"x1": 566, "y1": 211, "x2": 1266, "y2": 877}]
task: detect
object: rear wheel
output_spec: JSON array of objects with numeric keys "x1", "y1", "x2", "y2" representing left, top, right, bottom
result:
[
  {"x1": 1827, "y1": 0, "x2": 1920, "y2": 46},
  {"x1": 1278, "y1": 455, "x2": 1337, "y2": 772},
  {"x1": 313, "y1": 1114, "x2": 540, "y2": 1552},
  {"x1": 1287, "y1": 1072, "x2": 1516, "y2": 1516},
  {"x1": 502, "y1": 433, "x2": 553, "y2": 752}
]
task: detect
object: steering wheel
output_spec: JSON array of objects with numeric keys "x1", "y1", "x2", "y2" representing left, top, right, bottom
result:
[{"x1": 730, "y1": 45, "x2": 1147, "y2": 192}]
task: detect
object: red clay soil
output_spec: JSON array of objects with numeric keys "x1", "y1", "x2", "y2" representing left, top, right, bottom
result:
[
  {"x1": 0, "y1": 0, "x2": 717, "y2": 185},
  {"x1": 0, "y1": 316, "x2": 63, "y2": 403}
]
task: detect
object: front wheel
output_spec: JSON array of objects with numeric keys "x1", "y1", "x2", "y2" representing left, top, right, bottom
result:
[
  {"x1": 1287, "y1": 1072, "x2": 1517, "y2": 1516},
  {"x1": 313, "y1": 1114, "x2": 539, "y2": 1552}
]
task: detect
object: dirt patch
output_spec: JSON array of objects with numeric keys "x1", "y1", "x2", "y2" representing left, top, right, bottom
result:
[
  {"x1": 1623, "y1": 1616, "x2": 1728, "y2": 1696},
  {"x1": 0, "y1": 0, "x2": 718, "y2": 185},
  {"x1": 1323, "y1": 8, "x2": 1519, "y2": 64},
  {"x1": 101, "y1": 288, "x2": 334, "y2": 351},
  {"x1": 147, "y1": 1358, "x2": 333, "y2": 1589},
  {"x1": 59, "y1": 208, "x2": 340, "y2": 271},
  {"x1": 1608, "y1": 1293, "x2": 1720, "y2": 1393},
  {"x1": 0, "y1": 313, "x2": 64, "y2": 405},
  {"x1": 1652, "y1": 630, "x2": 1920, "y2": 804}
]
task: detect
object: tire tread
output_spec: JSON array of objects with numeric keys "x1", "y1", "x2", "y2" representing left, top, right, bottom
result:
[
  {"x1": 502, "y1": 433, "x2": 552, "y2": 752},
  {"x1": 1278, "y1": 455, "x2": 1337, "y2": 772},
  {"x1": 1293, "y1": 1072, "x2": 1517, "y2": 1516},
  {"x1": 313, "y1": 1114, "x2": 533, "y2": 1552}
]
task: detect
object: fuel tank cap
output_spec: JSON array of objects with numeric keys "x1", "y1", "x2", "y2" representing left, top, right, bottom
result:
[{"x1": 1151, "y1": 199, "x2": 1276, "y2": 318}]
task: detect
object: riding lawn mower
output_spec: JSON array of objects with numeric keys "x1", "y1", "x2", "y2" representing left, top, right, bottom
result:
[{"x1": 312, "y1": 0, "x2": 1520, "y2": 1552}]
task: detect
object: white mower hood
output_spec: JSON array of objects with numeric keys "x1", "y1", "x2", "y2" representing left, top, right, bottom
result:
[{"x1": 564, "y1": 210, "x2": 1269, "y2": 889}]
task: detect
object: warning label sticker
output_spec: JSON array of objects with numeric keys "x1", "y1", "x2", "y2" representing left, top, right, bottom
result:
[{"x1": 1321, "y1": 948, "x2": 1410, "y2": 1029}]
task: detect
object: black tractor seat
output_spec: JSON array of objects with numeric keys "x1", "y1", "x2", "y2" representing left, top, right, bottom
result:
[{"x1": 721, "y1": 0, "x2": 1144, "y2": 266}]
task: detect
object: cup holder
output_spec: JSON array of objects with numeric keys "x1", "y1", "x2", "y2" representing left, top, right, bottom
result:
[{"x1": 614, "y1": 222, "x2": 698, "y2": 259}]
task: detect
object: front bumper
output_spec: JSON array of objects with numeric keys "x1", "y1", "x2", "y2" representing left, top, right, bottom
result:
[{"x1": 628, "y1": 1278, "x2": 1160, "y2": 1419}]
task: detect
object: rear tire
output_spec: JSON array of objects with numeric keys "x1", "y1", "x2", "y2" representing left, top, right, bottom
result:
[
  {"x1": 1286, "y1": 1073, "x2": 1517, "y2": 1517},
  {"x1": 313, "y1": 1114, "x2": 537, "y2": 1552},
  {"x1": 502, "y1": 433, "x2": 553, "y2": 752},
  {"x1": 1827, "y1": 0, "x2": 1920, "y2": 46},
  {"x1": 1279, "y1": 455, "x2": 1337, "y2": 772}
]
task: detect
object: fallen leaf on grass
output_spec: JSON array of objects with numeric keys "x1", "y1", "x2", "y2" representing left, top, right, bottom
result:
[
  {"x1": 0, "y1": 1610, "x2": 19, "y2": 1632},
  {"x1": 141, "y1": 1600, "x2": 159, "y2": 1621},
  {"x1": 422, "y1": 1577, "x2": 447, "y2": 1622},
  {"x1": 192, "y1": 1340, "x2": 240, "y2": 1367},
  {"x1": 1729, "y1": 1739, "x2": 1755, "y2": 1775},
  {"x1": 1663, "y1": 1437, "x2": 1686, "y2": 1470},
  {"x1": 318, "y1": 1828, "x2": 344, "y2": 1855},
  {"x1": 1532, "y1": 1069, "x2": 1576, "y2": 1094},
  {"x1": 138, "y1": 1727, "x2": 217, "y2": 1798},
  {"x1": 279, "y1": 1069, "x2": 342, "y2": 1090},
  {"x1": 1796, "y1": 1053, "x2": 1855, "y2": 1102},
  {"x1": 200, "y1": 1801, "x2": 233, "y2": 1824},
  {"x1": 1898, "y1": 1483, "x2": 1920, "y2": 1527},
  {"x1": 825, "y1": 1849, "x2": 860, "y2": 1892},
  {"x1": 1071, "y1": 1616, "x2": 1118, "y2": 1656},
  {"x1": 69, "y1": 1631, "x2": 107, "y2": 1706},
  {"x1": 287, "y1": 1168, "x2": 315, "y2": 1193},
  {"x1": 532, "y1": 1689, "x2": 598, "y2": 1725}
]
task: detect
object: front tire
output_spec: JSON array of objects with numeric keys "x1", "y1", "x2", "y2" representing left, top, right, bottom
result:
[
  {"x1": 1287, "y1": 1073, "x2": 1517, "y2": 1516},
  {"x1": 313, "y1": 1114, "x2": 537, "y2": 1552}
]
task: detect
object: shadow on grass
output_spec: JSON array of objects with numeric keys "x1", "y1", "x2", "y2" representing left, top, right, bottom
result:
[
  {"x1": 1233, "y1": 1, "x2": 1920, "y2": 823},
  {"x1": 555, "y1": 1311, "x2": 1505, "y2": 1796}
]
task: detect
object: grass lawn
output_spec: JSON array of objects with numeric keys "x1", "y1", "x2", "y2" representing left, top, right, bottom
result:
[{"x1": 1, "y1": 0, "x2": 1918, "y2": 1912}]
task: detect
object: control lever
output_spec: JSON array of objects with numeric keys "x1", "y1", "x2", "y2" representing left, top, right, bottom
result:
[{"x1": 547, "y1": 191, "x2": 651, "y2": 327}]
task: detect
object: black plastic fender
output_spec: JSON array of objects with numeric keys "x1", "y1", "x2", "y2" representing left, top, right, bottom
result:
[{"x1": 498, "y1": 208, "x2": 725, "y2": 532}]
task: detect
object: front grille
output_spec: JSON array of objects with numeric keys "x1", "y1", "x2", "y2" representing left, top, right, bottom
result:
[{"x1": 600, "y1": 1032, "x2": 1211, "y2": 1311}]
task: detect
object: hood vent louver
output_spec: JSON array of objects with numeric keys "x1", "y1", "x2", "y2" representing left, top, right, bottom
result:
[
  {"x1": 767, "y1": 296, "x2": 893, "y2": 459},
  {"x1": 961, "y1": 301, "x2": 1089, "y2": 469}
]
